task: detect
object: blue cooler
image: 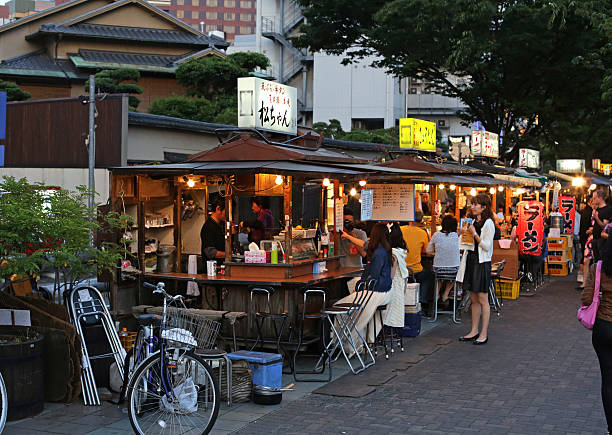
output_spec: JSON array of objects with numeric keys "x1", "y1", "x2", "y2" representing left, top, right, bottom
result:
[
  {"x1": 400, "y1": 312, "x2": 422, "y2": 337},
  {"x1": 227, "y1": 350, "x2": 283, "y2": 389}
]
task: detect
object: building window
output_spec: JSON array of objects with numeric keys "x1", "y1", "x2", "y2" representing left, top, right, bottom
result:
[
  {"x1": 192, "y1": 0, "x2": 199, "y2": 5},
  {"x1": 239, "y1": 26, "x2": 251, "y2": 33},
  {"x1": 240, "y1": 13, "x2": 251, "y2": 21},
  {"x1": 206, "y1": 11, "x2": 216, "y2": 19},
  {"x1": 351, "y1": 118, "x2": 384, "y2": 130},
  {"x1": 224, "y1": 25, "x2": 235, "y2": 33},
  {"x1": 207, "y1": 0, "x2": 217, "y2": 5},
  {"x1": 240, "y1": 0, "x2": 251, "y2": 7},
  {"x1": 177, "y1": 10, "x2": 184, "y2": 18},
  {"x1": 224, "y1": 12, "x2": 235, "y2": 20},
  {"x1": 225, "y1": 0, "x2": 235, "y2": 6},
  {"x1": 177, "y1": 0, "x2": 184, "y2": 4},
  {"x1": 206, "y1": 24, "x2": 217, "y2": 31}
]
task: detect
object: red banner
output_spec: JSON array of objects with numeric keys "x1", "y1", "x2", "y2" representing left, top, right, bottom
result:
[
  {"x1": 517, "y1": 201, "x2": 544, "y2": 256},
  {"x1": 559, "y1": 196, "x2": 576, "y2": 234}
]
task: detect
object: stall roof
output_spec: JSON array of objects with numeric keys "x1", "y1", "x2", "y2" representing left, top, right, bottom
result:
[
  {"x1": 187, "y1": 132, "x2": 367, "y2": 165},
  {"x1": 586, "y1": 171, "x2": 612, "y2": 186},
  {"x1": 466, "y1": 159, "x2": 515, "y2": 174},
  {"x1": 492, "y1": 173, "x2": 542, "y2": 187},
  {"x1": 379, "y1": 155, "x2": 481, "y2": 174},
  {"x1": 111, "y1": 160, "x2": 367, "y2": 177},
  {"x1": 410, "y1": 174, "x2": 517, "y2": 187}
]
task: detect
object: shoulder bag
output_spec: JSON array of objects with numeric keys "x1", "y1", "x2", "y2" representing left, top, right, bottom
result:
[{"x1": 577, "y1": 260, "x2": 603, "y2": 330}]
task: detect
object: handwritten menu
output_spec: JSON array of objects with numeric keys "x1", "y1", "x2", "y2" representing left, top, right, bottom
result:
[
  {"x1": 360, "y1": 184, "x2": 415, "y2": 221},
  {"x1": 334, "y1": 199, "x2": 344, "y2": 232}
]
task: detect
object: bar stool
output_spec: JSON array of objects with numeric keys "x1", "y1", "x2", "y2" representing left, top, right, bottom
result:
[
  {"x1": 430, "y1": 267, "x2": 460, "y2": 323},
  {"x1": 489, "y1": 260, "x2": 505, "y2": 315},
  {"x1": 293, "y1": 288, "x2": 331, "y2": 382},
  {"x1": 369, "y1": 305, "x2": 389, "y2": 359},
  {"x1": 249, "y1": 286, "x2": 289, "y2": 367}
]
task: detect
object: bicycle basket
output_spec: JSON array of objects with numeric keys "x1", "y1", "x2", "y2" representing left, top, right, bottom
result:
[{"x1": 162, "y1": 308, "x2": 221, "y2": 350}]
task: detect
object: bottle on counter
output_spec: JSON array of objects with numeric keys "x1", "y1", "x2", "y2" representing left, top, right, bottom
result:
[
  {"x1": 321, "y1": 223, "x2": 329, "y2": 258},
  {"x1": 271, "y1": 241, "x2": 279, "y2": 264}
]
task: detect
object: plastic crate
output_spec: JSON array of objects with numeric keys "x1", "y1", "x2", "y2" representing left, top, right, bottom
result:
[
  {"x1": 548, "y1": 237, "x2": 567, "y2": 250},
  {"x1": 495, "y1": 279, "x2": 520, "y2": 300},
  {"x1": 227, "y1": 350, "x2": 282, "y2": 388},
  {"x1": 546, "y1": 261, "x2": 569, "y2": 276},
  {"x1": 547, "y1": 250, "x2": 569, "y2": 263}
]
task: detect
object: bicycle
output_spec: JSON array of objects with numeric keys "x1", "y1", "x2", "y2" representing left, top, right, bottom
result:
[
  {"x1": 126, "y1": 282, "x2": 221, "y2": 435},
  {"x1": 0, "y1": 370, "x2": 7, "y2": 433}
]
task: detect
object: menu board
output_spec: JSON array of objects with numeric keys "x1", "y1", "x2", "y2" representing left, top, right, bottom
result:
[
  {"x1": 334, "y1": 199, "x2": 344, "y2": 231},
  {"x1": 360, "y1": 184, "x2": 415, "y2": 221}
]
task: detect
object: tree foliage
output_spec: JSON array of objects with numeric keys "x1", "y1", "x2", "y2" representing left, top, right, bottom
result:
[
  {"x1": 0, "y1": 177, "x2": 130, "y2": 289},
  {"x1": 0, "y1": 79, "x2": 30, "y2": 101},
  {"x1": 149, "y1": 53, "x2": 270, "y2": 125},
  {"x1": 295, "y1": 0, "x2": 612, "y2": 162},
  {"x1": 86, "y1": 68, "x2": 143, "y2": 110}
]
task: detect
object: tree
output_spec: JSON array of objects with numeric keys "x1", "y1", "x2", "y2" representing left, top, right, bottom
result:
[
  {"x1": 85, "y1": 68, "x2": 143, "y2": 110},
  {"x1": 149, "y1": 52, "x2": 270, "y2": 125},
  {"x1": 295, "y1": 0, "x2": 612, "y2": 161},
  {"x1": 0, "y1": 79, "x2": 30, "y2": 101},
  {"x1": 0, "y1": 177, "x2": 129, "y2": 290}
]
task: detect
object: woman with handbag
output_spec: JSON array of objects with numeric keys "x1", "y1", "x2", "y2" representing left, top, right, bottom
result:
[
  {"x1": 458, "y1": 194, "x2": 495, "y2": 345},
  {"x1": 582, "y1": 230, "x2": 612, "y2": 433}
]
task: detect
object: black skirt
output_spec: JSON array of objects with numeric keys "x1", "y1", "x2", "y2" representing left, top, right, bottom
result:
[{"x1": 463, "y1": 250, "x2": 491, "y2": 293}]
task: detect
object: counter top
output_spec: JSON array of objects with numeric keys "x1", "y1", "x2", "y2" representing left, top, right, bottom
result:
[
  {"x1": 225, "y1": 255, "x2": 344, "y2": 268},
  {"x1": 144, "y1": 266, "x2": 363, "y2": 287}
]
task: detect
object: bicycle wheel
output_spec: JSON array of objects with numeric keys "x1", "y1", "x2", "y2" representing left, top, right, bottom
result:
[
  {"x1": 127, "y1": 350, "x2": 219, "y2": 435},
  {"x1": 0, "y1": 371, "x2": 7, "y2": 433}
]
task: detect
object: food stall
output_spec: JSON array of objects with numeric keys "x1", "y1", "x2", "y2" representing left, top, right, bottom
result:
[{"x1": 108, "y1": 130, "x2": 423, "y2": 340}]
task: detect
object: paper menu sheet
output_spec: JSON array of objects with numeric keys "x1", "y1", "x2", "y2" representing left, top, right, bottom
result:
[
  {"x1": 360, "y1": 184, "x2": 415, "y2": 221},
  {"x1": 334, "y1": 200, "x2": 344, "y2": 232},
  {"x1": 459, "y1": 218, "x2": 474, "y2": 251}
]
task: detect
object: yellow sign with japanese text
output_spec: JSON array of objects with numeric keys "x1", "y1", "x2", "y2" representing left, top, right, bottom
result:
[{"x1": 399, "y1": 118, "x2": 436, "y2": 151}]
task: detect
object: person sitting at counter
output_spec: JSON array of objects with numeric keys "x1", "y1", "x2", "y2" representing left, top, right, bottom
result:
[
  {"x1": 400, "y1": 210, "x2": 434, "y2": 315},
  {"x1": 251, "y1": 197, "x2": 275, "y2": 239},
  {"x1": 338, "y1": 206, "x2": 368, "y2": 293},
  {"x1": 337, "y1": 222, "x2": 392, "y2": 348},
  {"x1": 200, "y1": 197, "x2": 226, "y2": 264}
]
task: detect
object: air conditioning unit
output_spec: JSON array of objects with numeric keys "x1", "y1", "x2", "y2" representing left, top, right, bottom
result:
[{"x1": 409, "y1": 88, "x2": 417, "y2": 94}]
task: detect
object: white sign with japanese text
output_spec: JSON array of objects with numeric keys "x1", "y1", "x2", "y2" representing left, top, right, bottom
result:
[
  {"x1": 556, "y1": 159, "x2": 585, "y2": 173},
  {"x1": 471, "y1": 131, "x2": 499, "y2": 158},
  {"x1": 360, "y1": 184, "x2": 415, "y2": 221},
  {"x1": 237, "y1": 77, "x2": 298, "y2": 135},
  {"x1": 518, "y1": 149, "x2": 540, "y2": 169}
]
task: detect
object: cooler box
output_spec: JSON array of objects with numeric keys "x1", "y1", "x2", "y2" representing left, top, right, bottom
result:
[
  {"x1": 227, "y1": 350, "x2": 282, "y2": 388},
  {"x1": 400, "y1": 307, "x2": 421, "y2": 337}
]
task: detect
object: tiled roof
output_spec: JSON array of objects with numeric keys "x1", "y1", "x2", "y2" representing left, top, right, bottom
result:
[
  {"x1": 0, "y1": 49, "x2": 86, "y2": 79},
  {"x1": 78, "y1": 49, "x2": 182, "y2": 68},
  {"x1": 27, "y1": 23, "x2": 229, "y2": 48}
]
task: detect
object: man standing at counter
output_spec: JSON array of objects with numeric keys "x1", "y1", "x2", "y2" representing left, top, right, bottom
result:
[
  {"x1": 201, "y1": 197, "x2": 226, "y2": 264},
  {"x1": 251, "y1": 197, "x2": 275, "y2": 239}
]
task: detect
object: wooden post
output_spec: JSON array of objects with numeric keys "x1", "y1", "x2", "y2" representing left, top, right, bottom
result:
[
  {"x1": 536, "y1": 191, "x2": 540, "y2": 202},
  {"x1": 175, "y1": 182, "x2": 182, "y2": 272},
  {"x1": 430, "y1": 184, "x2": 437, "y2": 235},
  {"x1": 492, "y1": 189, "x2": 497, "y2": 217},
  {"x1": 455, "y1": 186, "x2": 461, "y2": 218},
  {"x1": 505, "y1": 186, "x2": 511, "y2": 216},
  {"x1": 224, "y1": 183, "x2": 232, "y2": 264},
  {"x1": 331, "y1": 179, "x2": 341, "y2": 254},
  {"x1": 545, "y1": 188, "x2": 550, "y2": 215},
  {"x1": 283, "y1": 175, "x2": 293, "y2": 262}
]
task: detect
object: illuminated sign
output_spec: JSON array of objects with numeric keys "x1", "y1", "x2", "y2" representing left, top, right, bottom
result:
[
  {"x1": 600, "y1": 163, "x2": 612, "y2": 176},
  {"x1": 237, "y1": 77, "x2": 298, "y2": 135},
  {"x1": 518, "y1": 149, "x2": 540, "y2": 169},
  {"x1": 471, "y1": 131, "x2": 499, "y2": 158},
  {"x1": 556, "y1": 159, "x2": 585, "y2": 173},
  {"x1": 399, "y1": 118, "x2": 436, "y2": 152}
]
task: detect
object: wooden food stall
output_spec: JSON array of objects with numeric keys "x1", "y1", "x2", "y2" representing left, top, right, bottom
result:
[{"x1": 109, "y1": 130, "x2": 405, "y2": 341}]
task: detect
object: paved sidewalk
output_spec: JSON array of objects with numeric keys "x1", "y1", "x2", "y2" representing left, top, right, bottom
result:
[
  {"x1": 5, "y1": 275, "x2": 604, "y2": 434},
  {"x1": 235, "y1": 275, "x2": 606, "y2": 434}
]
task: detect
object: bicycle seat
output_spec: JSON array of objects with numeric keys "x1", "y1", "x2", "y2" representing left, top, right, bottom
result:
[{"x1": 136, "y1": 314, "x2": 162, "y2": 327}]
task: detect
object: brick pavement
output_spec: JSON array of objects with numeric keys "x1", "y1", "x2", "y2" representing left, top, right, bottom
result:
[{"x1": 235, "y1": 276, "x2": 606, "y2": 435}]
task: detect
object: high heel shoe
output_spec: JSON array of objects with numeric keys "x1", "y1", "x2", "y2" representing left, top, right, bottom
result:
[
  {"x1": 473, "y1": 337, "x2": 488, "y2": 345},
  {"x1": 459, "y1": 333, "x2": 479, "y2": 342}
]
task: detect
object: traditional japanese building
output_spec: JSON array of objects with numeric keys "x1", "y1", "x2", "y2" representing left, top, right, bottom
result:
[{"x1": 0, "y1": 0, "x2": 228, "y2": 110}]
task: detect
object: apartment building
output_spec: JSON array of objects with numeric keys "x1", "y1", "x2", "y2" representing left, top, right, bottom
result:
[{"x1": 164, "y1": 0, "x2": 256, "y2": 42}]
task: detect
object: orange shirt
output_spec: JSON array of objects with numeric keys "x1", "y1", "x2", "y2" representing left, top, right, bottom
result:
[{"x1": 400, "y1": 225, "x2": 429, "y2": 273}]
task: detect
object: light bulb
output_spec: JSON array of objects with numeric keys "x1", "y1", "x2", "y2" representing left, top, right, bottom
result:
[
  {"x1": 322, "y1": 178, "x2": 330, "y2": 187},
  {"x1": 359, "y1": 180, "x2": 367, "y2": 187},
  {"x1": 275, "y1": 175, "x2": 283, "y2": 185},
  {"x1": 186, "y1": 179, "x2": 195, "y2": 188},
  {"x1": 571, "y1": 177, "x2": 585, "y2": 187},
  {"x1": 489, "y1": 187, "x2": 495, "y2": 194},
  {"x1": 424, "y1": 184, "x2": 430, "y2": 191},
  {"x1": 449, "y1": 184, "x2": 456, "y2": 190},
  {"x1": 350, "y1": 187, "x2": 357, "y2": 196},
  {"x1": 498, "y1": 186, "x2": 504, "y2": 192},
  {"x1": 438, "y1": 184, "x2": 445, "y2": 189},
  {"x1": 589, "y1": 183, "x2": 597, "y2": 191},
  {"x1": 470, "y1": 188, "x2": 477, "y2": 196}
]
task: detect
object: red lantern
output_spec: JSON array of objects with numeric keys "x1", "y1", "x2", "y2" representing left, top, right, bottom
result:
[{"x1": 559, "y1": 196, "x2": 576, "y2": 234}]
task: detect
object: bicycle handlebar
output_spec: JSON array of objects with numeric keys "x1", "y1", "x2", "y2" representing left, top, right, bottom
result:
[{"x1": 145, "y1": 281, "x2": 184, "y2": 303}]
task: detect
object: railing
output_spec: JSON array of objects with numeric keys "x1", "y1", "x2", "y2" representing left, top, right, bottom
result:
[
  {"x1": 282, "y1": 0, "x2": 304, "y2": 34},
  {"x1": 262, "y1": 16, "x2": 275, "y2": 33}
]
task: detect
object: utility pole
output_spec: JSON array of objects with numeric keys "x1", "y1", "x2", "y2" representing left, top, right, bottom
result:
[{"x1": 88, "y1": 75, "x2": 96, "y2": 211}]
